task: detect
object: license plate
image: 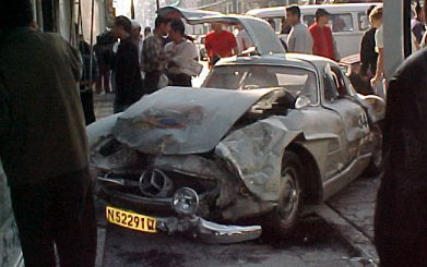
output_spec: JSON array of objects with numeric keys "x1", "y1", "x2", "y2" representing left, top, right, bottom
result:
[{"x1": 106, "y1": 206, "x2": 157, "y2": 233}]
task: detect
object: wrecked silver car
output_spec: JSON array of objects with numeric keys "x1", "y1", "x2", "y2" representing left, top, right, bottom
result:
[{"x1": 87, "y1": 8, "x2": 385, "y2": 243}]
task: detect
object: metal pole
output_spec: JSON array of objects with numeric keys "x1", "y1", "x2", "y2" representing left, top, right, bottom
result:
[
  {"x1": 403, "y1": 0, "x2": 412, "y2": 58},
  {"x1": 89, "y1": 0, "x2": 95, "y2": 88},
  {"x1": 156, "y1": 0, "x2": 160, "y2": 10},
  {"x1": 131, "y1": 0, "x2": 135, "y2": 19},
  {"x1": 69, "y1": 0, "x2": 74, "y2": 44}
]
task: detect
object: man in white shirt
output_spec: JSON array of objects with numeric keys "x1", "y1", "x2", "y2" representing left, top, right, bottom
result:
[
  {"x1": 164, "y1": 19, "x2": 200, "y2": 86},
  {"x1": 286, "y1": 5, "x2": 313, "y2": 54},
  {"x1": 369, "y1": 6, "x2": 384, "y2": 90},
  {"x1": 235, "y1": 24, "x2": 254, "y2": 54},
  {"x1": 131, "y1": 20, "x2": 143, "y2": 65}
]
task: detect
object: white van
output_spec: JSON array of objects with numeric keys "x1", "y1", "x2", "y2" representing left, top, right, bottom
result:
[{"x1": 247, "y1": 3, "x2": 382, "y2": 58}]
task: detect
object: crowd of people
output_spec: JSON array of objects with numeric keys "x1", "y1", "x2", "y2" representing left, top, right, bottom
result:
[
  {"x1": 66, "y1": 2, "x2": 427, "y2": 126},
  {"x1": 85, "y1": 15, "x2": 202, "y2": 118}
]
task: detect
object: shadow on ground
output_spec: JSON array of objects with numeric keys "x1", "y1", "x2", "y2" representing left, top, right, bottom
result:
[{"x1": 102, "y1": 214, "x2": 360, "y2": 267}]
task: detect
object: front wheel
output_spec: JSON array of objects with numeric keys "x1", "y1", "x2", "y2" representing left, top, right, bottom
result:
[{"x1": 266, "y1": 151, "x2": 303, "y2": 238}]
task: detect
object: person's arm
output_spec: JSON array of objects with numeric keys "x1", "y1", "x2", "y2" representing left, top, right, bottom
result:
[
  {"x1": 371, "y1": 47, "x2": 383, "y2": 87},
  {"x1": 286, "y1": 29, "x2": 296, "y2": 52},
  {"x1": 371, "y1": 27, "x2": 384, "y2": 87},
  {"x1": 204, "y1": 37, "x2": 215, "y2": 68}
]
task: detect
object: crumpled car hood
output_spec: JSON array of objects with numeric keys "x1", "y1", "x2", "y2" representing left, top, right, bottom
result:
[{"x1": 112, "y1": 86, "x2": 274, "y2": 155}]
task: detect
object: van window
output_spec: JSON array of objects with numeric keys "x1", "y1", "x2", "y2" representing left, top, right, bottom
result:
[
  {"x1": 358, "y1": 12, "x2": 370, "y2": 31},
  {"x1": 303, "y1": 13, "x2": 354, "y2": 33},
  {"x1": 303, "y1": 15, "x2": 316, "y2": 27},
  {"x1": 264, "y1": 17, "x2": 284, "y2": 34}
]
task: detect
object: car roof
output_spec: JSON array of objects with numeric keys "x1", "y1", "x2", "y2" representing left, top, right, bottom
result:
[
  {"x1": 215, "y1": 53, "x2": 333, "y2": 71},
  {"x1": 246, "y1": 3, "x2": 382, "y2": 18}
]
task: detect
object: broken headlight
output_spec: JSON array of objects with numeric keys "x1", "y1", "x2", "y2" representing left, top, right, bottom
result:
[{"x1": 172, "y1": 187, "x2": 199, "y2": 216}]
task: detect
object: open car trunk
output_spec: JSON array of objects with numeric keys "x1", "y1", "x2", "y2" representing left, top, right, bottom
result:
[{"x1": 157, "y1": 6, "x2": 286, "y2": 56}]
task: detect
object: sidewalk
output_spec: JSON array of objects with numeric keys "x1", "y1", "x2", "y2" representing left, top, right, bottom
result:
[
  {"x1": 321, "y1": 175, "x2": 380, "y2": 265},
  {"x1": 327, "y1": 176, "x2": 379, "y2": 241},
  {"x1": 94, "y1": 93, "x2": 114, "y2": 119}
]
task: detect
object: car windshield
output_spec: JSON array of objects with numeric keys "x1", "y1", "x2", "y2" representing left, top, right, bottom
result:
[{"x1": 204, "y1": 65, "x2": 318, "y2": 103}]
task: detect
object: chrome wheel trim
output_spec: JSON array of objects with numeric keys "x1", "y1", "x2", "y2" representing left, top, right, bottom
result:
[{"x1": 278, "y1": 166, "x2": 300, "y2": 225}]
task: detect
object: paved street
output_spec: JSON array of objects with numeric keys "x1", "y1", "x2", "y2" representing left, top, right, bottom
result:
[
  {"x1": 94, "y1": 170, "x2": 380, "y2": 267},
  {"x1": 92, "y1": 74, "x2": 380, "y2": 267}
]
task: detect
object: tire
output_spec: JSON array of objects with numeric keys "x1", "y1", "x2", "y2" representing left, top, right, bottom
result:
[
  {"x1": 365, "y1": 123, "x2": 384, "y2": 176},
  {"x1": 266, "y1": 151, "x2": 304, "y2": 238}
]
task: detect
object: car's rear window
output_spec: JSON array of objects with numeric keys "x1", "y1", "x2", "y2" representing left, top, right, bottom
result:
[{"x1": 204, "y1": 65, "x2": 318, "y2": 103}]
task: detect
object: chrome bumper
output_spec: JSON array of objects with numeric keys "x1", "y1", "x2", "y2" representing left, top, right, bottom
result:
[{"x1": 156, "y1": 216, "x2": 262, "y2": 244}]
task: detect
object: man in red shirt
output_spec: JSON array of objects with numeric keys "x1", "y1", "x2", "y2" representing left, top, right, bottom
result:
[
  {"x1": 309, "y1": 8, "x2": 337, "y2": 60},
  {"x1": 205, "y1": 23, "x2": 237, "y2": 68}
]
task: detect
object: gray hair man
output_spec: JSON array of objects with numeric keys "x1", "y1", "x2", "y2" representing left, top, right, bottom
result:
[{"x1": 286, "y1": 5, "x2": 313, "y2": 54}]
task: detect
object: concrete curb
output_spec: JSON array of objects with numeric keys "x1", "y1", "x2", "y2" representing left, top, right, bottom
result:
[{"x1": 316, "y1": 204, "x2": 379, "y2": 267}]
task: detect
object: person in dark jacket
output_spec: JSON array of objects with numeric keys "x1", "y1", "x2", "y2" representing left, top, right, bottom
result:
[
  {"x1": 94, "y1": 31, "x2": 116, "y2": 94},
  {"x1": 374, "y1": 48, "x2": 427, "y2": 266},
  {"x1": 360, "y1": 5, "x2": 378, "y2": 78},
  {"x1": 113, "y1": 16, "x2": 143, "y2": 113},
  {"x1": 0, "y1": 1, "x2": 97, "y2": 266},
  {"x1": 79, "y1": 38, "x2": 98, "y2": 125}
]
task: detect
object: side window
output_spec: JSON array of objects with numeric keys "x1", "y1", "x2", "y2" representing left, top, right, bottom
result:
[
  {"x1": 358, "y1": 12, "x2": 370, "y2": 31},
  {"x1": 303, "y1": 15, "x2": 316, "y2": 27},
  {"x1": 331, "y1": 66, "x2": 350, "y2": 97},
  {"x1": 323, "y1": 65, "x2": 349, "y2": 102},
  {"x1": 331, "y1": 14, "x2": 354, "y2": 32},
  {"x1": 264, "y1": 17, "x2": 283, "y2": 33},
  {"x1": 323, "y1": 72, "x2": 339, "y2": 102}
]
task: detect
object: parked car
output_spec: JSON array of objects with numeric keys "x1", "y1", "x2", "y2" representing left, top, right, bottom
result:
[
  {"x1": 246, "y1": 3, "x2": 382, "y2": 58},
  {"x1": 87, "y1": 7, "x2": 385, "y2": 244}
]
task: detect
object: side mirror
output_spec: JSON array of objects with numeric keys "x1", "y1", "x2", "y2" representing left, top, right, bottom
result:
[{"x1": 295, "y1": 95, "x2": 312, "y2": 109}]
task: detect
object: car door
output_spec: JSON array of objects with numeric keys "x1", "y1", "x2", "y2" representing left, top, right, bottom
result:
[{"x1": 322, "y1": 64, "x2": 370, "y2": 167}]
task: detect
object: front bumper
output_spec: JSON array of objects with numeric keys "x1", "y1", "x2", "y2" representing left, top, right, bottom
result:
[
  {"x1": 99, "y1": 176, "x2": 263, "y2": 244},
  {"x1": 156, "y1": 216, "x2": 262, "y2": 244}
]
